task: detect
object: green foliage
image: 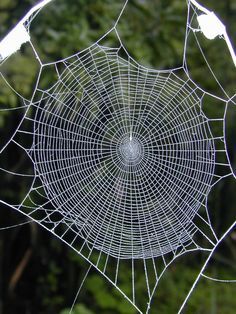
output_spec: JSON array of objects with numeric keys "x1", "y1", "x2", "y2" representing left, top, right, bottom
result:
[
  {"x1": 85, "y1": 274, "x2": 136, "y2": 314},
  {"x1": 61, "y1": 303, "x2": 95, "y2": 314}
]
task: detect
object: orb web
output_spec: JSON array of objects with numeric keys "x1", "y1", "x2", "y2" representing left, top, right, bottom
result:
[
  {"x1": 0, "y1": 0, "x2": 235, "y2": 313},
  {"x1": 32, "y1": 44, "x2": 215, "y2": 259}
]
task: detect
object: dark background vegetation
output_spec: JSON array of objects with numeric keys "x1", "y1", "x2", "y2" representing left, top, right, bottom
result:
[{"x1": 0, "y1": 0, "x2": 236, "y2": 313}]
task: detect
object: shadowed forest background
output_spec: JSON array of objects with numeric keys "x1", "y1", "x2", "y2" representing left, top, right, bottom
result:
[{"x1": 0, "y1": 0, "x2": 236, "y2": 313}]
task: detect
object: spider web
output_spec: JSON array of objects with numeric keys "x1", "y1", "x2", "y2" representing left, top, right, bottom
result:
[{"x1": 0, "y1": 1, "x2": 235, "y2": 313}]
